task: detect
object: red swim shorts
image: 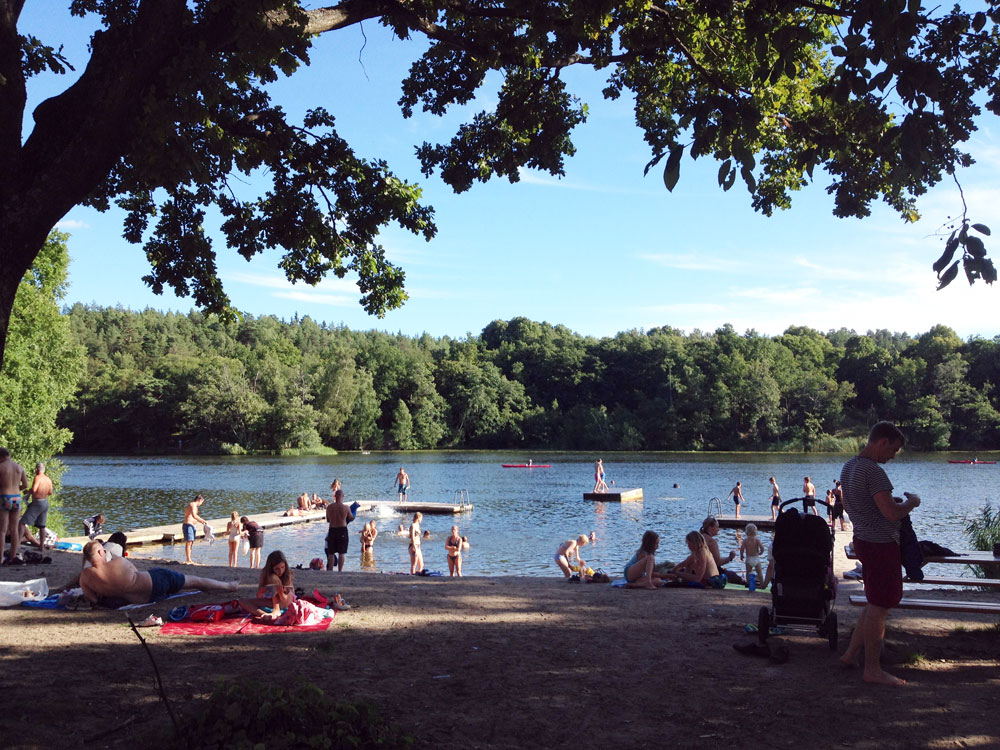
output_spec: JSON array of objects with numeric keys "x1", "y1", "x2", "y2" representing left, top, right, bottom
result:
[{"x1": 854, "y1": 537, "x2": 902, "y2": 608}]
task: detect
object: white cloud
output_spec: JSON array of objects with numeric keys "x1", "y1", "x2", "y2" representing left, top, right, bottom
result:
[
  {"x1": 56, "y1": 219, "x2": 90, "y2": 229},
  {"x1": 638, "y1": 252, "x2": 743, "y2": 272},
  {"x1": 273, "y1": 290, "x2": 353, "y2": 306},
  {"x1": 226, "y1": 271, "x2": 358, "y2": 294}
]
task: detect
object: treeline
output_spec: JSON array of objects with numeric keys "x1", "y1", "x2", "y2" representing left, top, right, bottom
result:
[{"x1": 58, "y1": 306, "x2": 1000, "y2": 453}]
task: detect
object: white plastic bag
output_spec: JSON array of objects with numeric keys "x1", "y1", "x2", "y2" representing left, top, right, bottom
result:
[
  {"x1": 240, "y1": 535, "x2": 250, "y2": 555},
  {"x1": 0, "y1": 578, "x2": 49, "y2": 607}
]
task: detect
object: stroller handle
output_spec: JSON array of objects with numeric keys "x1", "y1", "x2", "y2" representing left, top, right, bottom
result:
[{"x1": 779, "y1": 497, "x2": 833, "y2": 512}]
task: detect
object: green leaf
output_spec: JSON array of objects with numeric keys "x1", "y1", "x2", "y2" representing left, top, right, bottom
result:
[
  {"x1": 908, "y1": 0, "x2": 920, "y2": 16},
  {"x1": 663, "y1": 146, "x2": 683, "y2": 192},
  {"x1": 740, "y1": 165, "x2": 756, "y2": 193},
  {"x1": 971, "y1": 223, "x2": 991, "y2": 236},
  {"x1": 982, "y1": 259, "x2": 997, "y2": 284},
  {"x1": 964, "y1": 235, "x2": 986, "y2": 259},
  {"x1": 937, "y1": 260, "x2": 959, "y2": 290},
  {"x1": 932, "y1": 242, "x2": 958, "y2": 274},
  {"x1": 717, "y1": 159, "x2": 732, "y2": 186},
  {"x1": 973, "y1": 12, "x2": 987, "y2": 32},
  {"x1": 723, "y1": 168, "x2": 737, "y2": 191}
]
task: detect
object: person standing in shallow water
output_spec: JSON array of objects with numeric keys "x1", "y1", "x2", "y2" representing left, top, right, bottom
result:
[{"x1": 839, "y1": 421, "x2": 919, "y2": 687}]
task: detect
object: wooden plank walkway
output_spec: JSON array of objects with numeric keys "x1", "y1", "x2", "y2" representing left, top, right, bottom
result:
[
  {"x1": 61, "y1": 499, "x2": 473, "y2": 549},
  {"x1": 583, "y1": 488, "x2": 643, "y2": 502}
]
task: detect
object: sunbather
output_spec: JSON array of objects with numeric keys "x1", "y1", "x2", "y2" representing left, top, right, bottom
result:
[{"x1": 79, "y1": 541, "x2": 236, "y2": 606}]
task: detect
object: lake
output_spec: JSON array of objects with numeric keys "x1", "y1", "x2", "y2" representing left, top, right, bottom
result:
[{"x1": 55, "y1": 451, "x2": 999, "y2": 577}]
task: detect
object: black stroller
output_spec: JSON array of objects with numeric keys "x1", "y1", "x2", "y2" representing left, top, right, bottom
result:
[{"x1": 757, "y1": 497, "x2": 838, "y2": 649}]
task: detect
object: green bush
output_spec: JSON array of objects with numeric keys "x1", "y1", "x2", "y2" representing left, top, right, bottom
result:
[
  {"x1": 168, "y1": 680, "x2": 413, "y2": 750},
  {"x1": 964, "y1": 503, "x2": 1000, "y2": 580}
]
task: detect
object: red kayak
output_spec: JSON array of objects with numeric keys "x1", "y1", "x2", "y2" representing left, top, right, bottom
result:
[
  {"x1": 501, "y1": 463, "x2": 551, "y2": 468},
  {"x1": 947, "y1": 460, "x2": 996, "y2": 464}
]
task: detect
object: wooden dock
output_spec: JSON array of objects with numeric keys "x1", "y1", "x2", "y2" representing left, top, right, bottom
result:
[
  {"x1": 583, "y1": 488, "x2": 643, "y2": 502},
  {"x1": 61, "y1": 499, "x2": 473, "y2": 549},
  {"x1": 714, "y1": 514, "x2": 776, "y2": 531}
]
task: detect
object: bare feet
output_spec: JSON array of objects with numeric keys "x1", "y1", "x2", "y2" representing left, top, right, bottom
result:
[
  {"x1": 863, "y1": 670, "x2": 906, "y2": 686},
  {"x1": 839, "y1": 652, "x2": 860, "y2": 668}
]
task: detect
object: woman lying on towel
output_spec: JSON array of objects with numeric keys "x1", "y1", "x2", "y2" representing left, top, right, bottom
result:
[
  {"x1": 662, "y1": 531, "x2": 727, "y2": 589},
  {"x1": 239, "y1": 550, "x2": 295, "y2": 621},
  {"x1": 624, "y1": 531, "x2": 670, "y2": 589}
]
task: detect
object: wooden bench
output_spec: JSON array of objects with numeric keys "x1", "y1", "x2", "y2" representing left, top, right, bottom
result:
[
  {"x1": 845, "y1": 544, "x2": 1000, "y2": 566},
  {"x1": 849, "y1": 594, "x2": 1000, "y2": 615}
]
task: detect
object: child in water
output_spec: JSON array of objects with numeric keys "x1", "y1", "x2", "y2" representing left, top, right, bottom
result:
[
  {"x1": 554, "y1": 534, "x2": 589, "y2": 579},
  {"x1": 445, "y1": 525, "x2": 462, "y2": 577},
  {"x1": 664, "y1": 531, "x2": 726, "y2": 588},
  {"x1": 740, "y1": 523, "x2": 765, "y2": 587}
]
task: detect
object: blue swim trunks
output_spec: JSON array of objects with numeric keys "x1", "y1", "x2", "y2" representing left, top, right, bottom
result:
[
  {"x1": 148, "y1": 568, "x2": 186, "y2": 601},
  {"x1": 398, "y1": 483, "x2": 409, "y2": 494},
  {"x1": 1, "y1": 494, "x2": 21, "y2": 512},
  {"x1": 182, "y1": 523, "x2": 196, "y2": 542}
]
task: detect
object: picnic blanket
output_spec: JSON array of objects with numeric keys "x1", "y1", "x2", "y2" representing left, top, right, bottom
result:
[{"x1": 160, "y1": 597, "x2": 335, "y2": 636}]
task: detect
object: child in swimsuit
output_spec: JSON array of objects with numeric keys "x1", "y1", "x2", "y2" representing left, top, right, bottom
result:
[
  {"x1": 664, "y1": 531, "x2": 725, "y2": 588},
  {"x1": 361, "y1": 520, "x2": 377, "y2": 554},
  {"x1": 740, "y1": 523, "x2": 765, "y2": 586},
  {"x1": 445, "y1": 525, "x2": 462, "y2": 577},
  {"x1": 239, "y1": 549, "x2": 294, "y2": 620},
  {"x1": 409, "y1": 512, "x2": 424, "y2": 574},
  {"x1": 624, "y1": 530, "x2": 666, "y2": 589},
  {"x1": 769, "y1": 476, "x2": 781, "y2": 520},
  {"x1": 554, "y1": 534, "x2": 589, "y2": 579},
  {"x1": 226, "y1": 511, "x2": 242, "y2": 568}
]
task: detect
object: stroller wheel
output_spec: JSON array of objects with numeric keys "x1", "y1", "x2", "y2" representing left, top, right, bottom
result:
[
  {"x1": 826, "y1": 611, "x2": 839, "y2": 650},
  {"x1": 758, "y1": 605, "x2": 770, "y2": 644}
]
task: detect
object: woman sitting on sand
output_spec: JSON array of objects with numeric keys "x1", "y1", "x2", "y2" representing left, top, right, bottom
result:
[
  {"x1": 239, "y1": 550, "x2": 295, "y2": 620},
  {"x1": 700, "y1": 516, "x2": 746, "y2": 586},
  {"x1": 663, "y1": 531, "x2": 726, "y2": 588},
  {"x1": 624, "y1": 530, "x2": 666, "y2": 589},
  {"x1": 554, "y1": 534, "x2": 589, "y2": 579}
]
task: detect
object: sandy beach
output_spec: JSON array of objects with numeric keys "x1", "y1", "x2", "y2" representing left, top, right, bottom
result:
[{"x1": 1, "y1": 545, "x2": 998, "y2": 750}]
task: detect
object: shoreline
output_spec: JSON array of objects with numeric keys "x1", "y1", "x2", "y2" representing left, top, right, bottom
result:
[{"x1": 3, "y1": 548, "x2": 999, "y2": 749}]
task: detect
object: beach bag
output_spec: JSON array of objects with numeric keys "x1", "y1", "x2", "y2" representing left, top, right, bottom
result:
[
  {"x1": 187, "y1": 603, "x2": 226, "y2": 623},
  {"x1": 0, "y1": 578, "x2": 49, "y2": 606},
  {"x1": 587, "y1": 568, "x2": 611, "y2": 583}
]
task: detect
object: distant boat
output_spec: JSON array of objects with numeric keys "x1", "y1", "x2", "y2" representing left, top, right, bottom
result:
[
  {"x1": 501, "y1": 463, "x2": 551, "y2": 468},
  {"x1": 946, "y1": 459, "x2": 995, "y2": 464}
]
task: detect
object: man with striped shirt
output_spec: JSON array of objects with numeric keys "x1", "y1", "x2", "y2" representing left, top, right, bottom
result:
[{"x1": 838, "y1": 421, "x2": 920, "y2": 686}]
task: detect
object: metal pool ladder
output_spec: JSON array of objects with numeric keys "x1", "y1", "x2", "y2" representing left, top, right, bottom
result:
[
  {"x1": 707, "y1": 496, "x2": 722, "y2": 518},
  {"x1": 453, "y1": 489, "x2": 473, "y2": 510}
]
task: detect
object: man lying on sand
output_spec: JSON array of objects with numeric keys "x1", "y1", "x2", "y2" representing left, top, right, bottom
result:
[{"x1": 79, "y1": 541, "x2": 237, "y2": 606}]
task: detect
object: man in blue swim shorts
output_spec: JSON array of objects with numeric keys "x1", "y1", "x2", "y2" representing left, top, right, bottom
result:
[
  {"x1": 0, "y1": 446, "x2": 30, "y2": 565},
  {"x1": 80, "y1": 541, "x2": 237, "y2": 606},
  {"x1": 395, "y1": 467, "x2": 410, "y2": 503},
  {"x1": 182, "y1": 494, "x2": 209, "y2": 563}
]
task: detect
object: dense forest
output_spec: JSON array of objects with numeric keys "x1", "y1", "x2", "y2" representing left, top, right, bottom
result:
[{"x1": 58, "y1": 306, "x2": 1000, "y2": 454}]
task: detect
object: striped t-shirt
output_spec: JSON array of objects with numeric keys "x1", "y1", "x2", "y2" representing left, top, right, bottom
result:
[{"x1": 840, "y1": 455, "x2": 898, "y2": 543}]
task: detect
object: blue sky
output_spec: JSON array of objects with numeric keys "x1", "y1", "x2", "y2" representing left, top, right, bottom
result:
[{"x1": 21, "y1": 5, "x2": 1000, "y2": 341}]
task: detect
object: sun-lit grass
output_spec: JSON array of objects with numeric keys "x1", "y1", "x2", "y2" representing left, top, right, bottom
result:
[{"x1": 902, "y1": 651, "x2": 928, "y2": 666}]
